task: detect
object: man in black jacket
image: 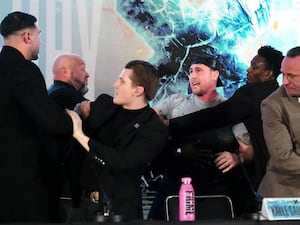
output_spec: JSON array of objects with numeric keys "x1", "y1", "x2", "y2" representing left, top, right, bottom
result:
[
  {"x1": 46, "y1": 53, "x2": 90, "y2": 221},
  {"x1": 168, "y1": 46, "x2": 284, "y2": 214},
  {"x1": 0, "y1": 11, "x2": 73, "y2": 222},
  {"x1": 66, "y1": 60, "x2": 168, "y2": 221}
]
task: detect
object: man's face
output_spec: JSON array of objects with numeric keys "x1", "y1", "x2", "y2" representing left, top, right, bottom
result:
[
  {"x1": 70, "y1": 58, "x2": 90, "y2": 92},
  {"x1": 282, "y1": 56, "x2": 300, "y2": 96},
  {"x1": 28, "y1": 23, "x2": 41, "y2": 60},
  {"x1": 113, "y1": 68, "x2": 138, "y2": 108},
  {"x1": 188, "y1": 63, "x2": 217, "y2": 96},
  {"x1": 246, "y1": 55, "x2": 270, "y2": 83}
]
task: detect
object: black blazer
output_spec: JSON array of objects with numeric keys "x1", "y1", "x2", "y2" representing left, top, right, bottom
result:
[
  {"x1": 169, "y1": 80, "x2": 279, "y2": 189},
  {"x1": 0, "y1": 46, "x2": 72, "y2": 222},
  {"x1": 81, "y1": 94, "x2": 168, "y2": 221}
]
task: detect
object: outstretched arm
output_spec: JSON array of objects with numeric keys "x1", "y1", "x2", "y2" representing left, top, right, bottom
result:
[
  {"x1": 66, "y1": 109, "x2": 90, "y2": 151},
  {"x1": 169, "y1": 91, "x2": 251, "y2": 137}
]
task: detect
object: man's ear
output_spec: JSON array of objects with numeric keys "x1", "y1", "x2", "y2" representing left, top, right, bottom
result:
[
  {"x1": 212, "y1": 70, "x2": 220, "y2": 82},
  {"x1": 22, "y1": 31, "x2": 31, "y2": 44},
  {"x1": 134, "y1": 85, "x2": 145, "y2": 97},
  {"x1": 62, "y1": 66, "x2": 68, "y2": 77},
  {"x1": 265, "y1": 70, "x2": 274, "y2": 80}
]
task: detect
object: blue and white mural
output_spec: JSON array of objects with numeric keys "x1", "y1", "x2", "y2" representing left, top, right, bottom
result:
[
  {"x1": 116, "y1": 0, "x2": 274, "y2": 103},
  {"x1": 0, "y1": 0, "x2": 299, "y2": 101}
]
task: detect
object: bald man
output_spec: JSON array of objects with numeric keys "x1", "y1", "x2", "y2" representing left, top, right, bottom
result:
[
  {"x1": 46, "y1": 53, "x2": 90, "y2": 221},
  {"x1": 49, "y1": 53, "x2": 90, "y2": 108}
]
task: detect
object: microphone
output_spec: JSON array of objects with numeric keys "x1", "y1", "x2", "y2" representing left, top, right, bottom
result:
[
  {"x1": 234, "y1": 148, "x2": 263, "y2": 203},
  {"x1": 93, "y1": 167, "x2": 123, "y2": 222},
  {"x1": 234, "y1": 148, "x2": 263, "y2": 220}
]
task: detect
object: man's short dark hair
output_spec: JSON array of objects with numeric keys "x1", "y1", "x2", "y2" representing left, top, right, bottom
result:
[
  {"x1": 286, "y1": 46, "x2": 300, "y2": 58},
  {"x1": 0, "y1": 11, "x2": 37, "y2": 37},
  {"x1": 257, "y1": 45, "x2": 284, "y2": 78},
  {"x1": 125, "y1": 60, "x2": 159, "y2": 101}
]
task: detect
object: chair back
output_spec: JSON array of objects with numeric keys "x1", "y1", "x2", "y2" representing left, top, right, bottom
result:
[{"x1": 165, "y1": 195, "x2": 234, "y2": 221}]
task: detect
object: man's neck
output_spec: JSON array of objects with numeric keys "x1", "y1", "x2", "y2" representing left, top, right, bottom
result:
[
  {"x1": 195, "y1": 90, "x2": 219, "y2": 102},
  {"x1": 122, "y1": 99, "x2": 148, "y2": 110}
]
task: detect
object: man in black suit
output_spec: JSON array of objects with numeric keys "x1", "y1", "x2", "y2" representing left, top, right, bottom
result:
[
  {"x1": 0, "y1": 11, "x2": 73, "y2": 222},
  {"x1": 168, "y1": 46, "x2": 284, "y2": 214},
  {"x1": 45, "y1": 53, "x2": 90, "y2": 221},
  {"x1": 66, "y1": 60, "x2": 169, "y2": 221}
]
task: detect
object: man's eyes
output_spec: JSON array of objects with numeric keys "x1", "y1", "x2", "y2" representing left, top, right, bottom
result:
[{"x1": 189, "y1": 69, "x2": 201, "y2": 73}]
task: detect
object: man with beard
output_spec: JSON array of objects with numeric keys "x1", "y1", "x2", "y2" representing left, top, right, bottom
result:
[
  {"x1": 0, "y1": 11, "x2": 72, "y2": 222},
  {"x1": 168, "y1": 46, "x2": 284, "y2": 215},
  {"x1": 46, "y1": 53, "x2": 90, "y2": 221},
  {"x1": 148, "y1": 55, "x2": 253, "y2": 219}
]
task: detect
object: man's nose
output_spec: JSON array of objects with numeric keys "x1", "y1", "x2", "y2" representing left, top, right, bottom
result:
[{"x1": 282, "y1": 75, "x2": 289, "y2": 85}]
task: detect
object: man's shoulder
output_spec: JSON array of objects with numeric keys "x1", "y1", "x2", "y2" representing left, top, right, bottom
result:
[
  {"x1": 48, "y1": 83, "x2": 86, "y2": 109},
  {"x1": 215, "y1": 94, "x2": 227, "y2": 102},
  {"x1": 147, "y1": 107, "x2": 169, "y2": 134},
  {"x1": 233, "y1": 80, "x2": 279, "y2": 102},
  {"x1": 48, "y1": 81, "x2": 76, "y2": 95},
  {"x1": 153, "y1": 93, "x2": 187, "y2": 111},
  {"x1": 6, "y1": 62, "x2": 43, "y2": 86},
  {"x1": 0, "y1": 46, "x2": 41, "y2": 72},
  {"x1": 162, "y1": 93, "x2": 187, "y2": 102},
  {"x1": 262, "y1": 85, "x2": 285, "y2": 103},
  {"x1": 91, "y1": 94, "x2": 114, "y2": 111},
  {"x1": 239, "y1": 80, "x2": 278, "y2": 92},
  {"x1": 95, "y1": 93, "x2": 113, "y2": 102}
]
